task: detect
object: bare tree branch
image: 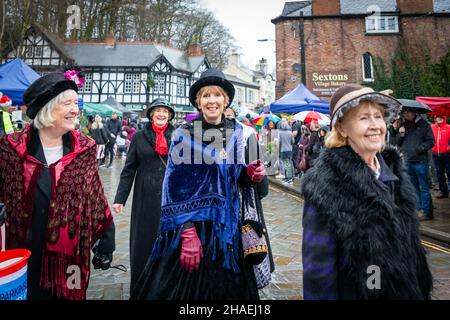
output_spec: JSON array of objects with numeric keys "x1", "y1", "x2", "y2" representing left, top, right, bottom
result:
[{"x1": 1, "y1": 0, "x2": 236, "y2": 67}]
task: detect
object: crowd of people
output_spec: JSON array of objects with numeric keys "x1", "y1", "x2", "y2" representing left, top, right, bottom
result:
[
  {"x1": 0, "y1": 65, "x2": 449, "y2": 301},
  {"x1": 86, "y1": 112, "x2": 137, "y2": 168},
  {"x1": 252, "y1": 97, "x2": 448, "y2": 224}
]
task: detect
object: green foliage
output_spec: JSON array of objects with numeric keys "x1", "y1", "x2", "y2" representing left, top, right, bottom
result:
[
  {"x1": 369, "y1": 48, "x2": 450, "y2": 98},
  {"x1": 421, "y1": 50, "x2": 450, "y2": 97},
  {"x1": 147, "y1": 78, "x2": 156, "y2": 89}
]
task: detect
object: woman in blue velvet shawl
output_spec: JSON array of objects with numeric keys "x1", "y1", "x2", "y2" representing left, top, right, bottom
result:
[{"x1": 131, "y1": 69, "x2": 266, "y2": 300}]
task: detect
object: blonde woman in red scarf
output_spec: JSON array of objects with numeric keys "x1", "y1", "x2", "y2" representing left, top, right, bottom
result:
[{"x1": 113, "y1": 98, "x2": 175, "y2": 293}]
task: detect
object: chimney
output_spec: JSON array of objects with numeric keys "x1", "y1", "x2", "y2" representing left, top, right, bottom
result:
[
  {"x1": 228, "y1": 52, "x2": 240, "y2": 67},
  {"x1": 105, "y1": 32, "x2": 116, "y2": 48},
  {"x1": 256, "y1": 58, "x2": 268, "y2": 74},
  {"x1": 187, "y1": 43, "x2": 203, "y2": 56},
  {"x1": 312, "y1": 0, "x2": 340, "y2": 16},
  {"x1": 396, "y1": 0, "x2": 433, "y2": 14}
]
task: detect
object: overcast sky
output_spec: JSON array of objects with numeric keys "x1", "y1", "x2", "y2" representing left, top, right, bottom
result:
[{"x1": 201, "y1": 0, "x2": 292, "y2": 74}]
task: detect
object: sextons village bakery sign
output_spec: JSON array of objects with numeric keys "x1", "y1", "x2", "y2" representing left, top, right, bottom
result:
[{"x1": 309, "y1": 71, "x2": 352, "y2": 97}]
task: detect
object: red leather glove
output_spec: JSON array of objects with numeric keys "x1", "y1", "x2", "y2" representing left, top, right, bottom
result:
[
  {"x1": 246, "y1": 160, "x2": 266, "y2": 183},
  {"x1": 180, "y1": 227, "x2": 203, "y2": 273}
]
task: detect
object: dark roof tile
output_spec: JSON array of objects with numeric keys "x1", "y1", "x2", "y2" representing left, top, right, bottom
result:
[
  {"x1": 282, "y1": 1, "x2": 312, "y2": 16},
  {"x1": 340, "y1": 0, "x2": 397, "y2": 15},
  {"x1": 29, "y1": 24, "x2": 205, "y2": 73},
  {"x1": 433, "y1": 0, "x2": 450, "y2": 13}
]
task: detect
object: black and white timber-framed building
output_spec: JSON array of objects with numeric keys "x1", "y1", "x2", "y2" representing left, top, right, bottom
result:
[{"x1": 2, "y1": 24, "x2": 210, "y2": 122}]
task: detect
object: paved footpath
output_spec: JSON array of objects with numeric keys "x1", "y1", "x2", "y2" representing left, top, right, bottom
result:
[{"x1": 87, "y1": 159, "x2": 450, "y2": 300}]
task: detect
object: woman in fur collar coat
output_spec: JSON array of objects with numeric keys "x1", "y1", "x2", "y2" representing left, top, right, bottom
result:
[{"x1": 301, "y1": 84, "x2": 433, "y2": 300}]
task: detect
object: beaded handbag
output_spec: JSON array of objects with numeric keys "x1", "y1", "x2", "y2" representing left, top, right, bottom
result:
[{"x1": 241, "y1": 188, "x2": 271, "y2": 289}]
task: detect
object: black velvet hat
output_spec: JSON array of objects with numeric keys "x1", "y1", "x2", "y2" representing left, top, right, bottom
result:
[
  {"x1": 24, "y1": 71, "x2": 82, "y2": 119},
  {"x1": 189, "y1": 68, "x2": 235, "y2": 109}
]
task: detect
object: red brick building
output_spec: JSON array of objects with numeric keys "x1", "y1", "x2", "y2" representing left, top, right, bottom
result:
[{"x1": 272, "y1": 0, "x2": 450, "y2": 99}]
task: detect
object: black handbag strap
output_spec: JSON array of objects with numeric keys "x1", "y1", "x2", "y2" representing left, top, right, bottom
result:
[
  {"x1": 0, "y1": 203, "x2": 5, "y2": 226},
  {"x1": 241, "y1": 186, "x2": 262, "y2": 224}
]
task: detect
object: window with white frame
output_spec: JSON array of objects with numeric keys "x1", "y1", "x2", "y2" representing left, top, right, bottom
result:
[
  {"x1": 82, "y1": 73, "x2": 93, "y2": 93},
  {"x1": 35, "y1": 47, "x2": 43, "y2": 57},
  {"x1": 133, "y1": 73, "x2": 141, "y2": 93},
  {"x1": 365, "y1": 15, "x2": 399, "y2": 34},
  {"x1": 237, "y1": 88, "x2": 243, "y2": 103},
  {"x1": 362, "y1": 53, "x2": 374, "y2": 82},
  {"x1": 124, "y1": 73, "x2": 133, "y2": 93},
  {"x1": 247, "y1": 90, "x2": 255, "y2": 104},
  {"x1": 177, "y1": 77, "x2": 186, "y2": 96},
  {"x1": 154, "y1": 74, "x2": 165, "y2": 94},
  {"x1": 25, "y1": 46, "x2": 33, "y2": 58}
]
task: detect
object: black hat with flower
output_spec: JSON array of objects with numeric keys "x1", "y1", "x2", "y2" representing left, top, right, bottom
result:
[{"x1": 23, "y1": 64, "x2": 85, "y2": 119}]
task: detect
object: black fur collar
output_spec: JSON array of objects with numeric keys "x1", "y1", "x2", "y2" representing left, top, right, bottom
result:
[
  {"x1": 301, "y1": 146, "x2": 432, "y2": 299},
  {"x1": 301, "y1": 146, "x2": 412, "y2": 217}
]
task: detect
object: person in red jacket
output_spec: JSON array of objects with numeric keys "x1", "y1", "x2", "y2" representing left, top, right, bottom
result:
[{"x1": 431, "y1": 116, "x2": 450, "y2": 198}]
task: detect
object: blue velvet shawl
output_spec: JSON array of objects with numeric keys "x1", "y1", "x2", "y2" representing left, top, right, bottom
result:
[{"x1": 151, "y1": 120, "x2": 246, "y2": 272}]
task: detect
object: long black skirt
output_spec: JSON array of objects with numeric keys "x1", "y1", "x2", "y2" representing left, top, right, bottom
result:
[{"x1": 130, "y1": 224, "x2": 260, "y2": 300}]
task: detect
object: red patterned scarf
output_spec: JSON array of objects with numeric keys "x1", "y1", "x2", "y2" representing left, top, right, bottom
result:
[
  {"x1": 0, "y1": 125, "x2": 112, "y2": 300},
  {"x1": 152, "y1": 123, "x2": 169, "y2": 155}
]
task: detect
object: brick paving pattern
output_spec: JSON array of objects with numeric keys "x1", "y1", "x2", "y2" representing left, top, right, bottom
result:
[{"x1": 87, "y1": 160, "x2": 450, "y2": 300}]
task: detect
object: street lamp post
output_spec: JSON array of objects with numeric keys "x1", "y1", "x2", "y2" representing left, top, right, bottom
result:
[
  {"x1": 299, "y1": 11, "x2": 306, "y2": 86},
  {"x1": 258, "y1": 25, "x2": 305, "y2": 86}
]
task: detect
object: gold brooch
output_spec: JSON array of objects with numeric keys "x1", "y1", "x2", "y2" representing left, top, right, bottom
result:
[{"x1": 219, "y1": 148, "x2": 227, "y2": 160}]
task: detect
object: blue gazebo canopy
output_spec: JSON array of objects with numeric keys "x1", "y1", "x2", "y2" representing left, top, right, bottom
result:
[
  {"x1": 0, "y1": 58, "x2": 40, "y2": 106},
  {"x1": 270, "y1": 83, "x2": 330, "y2": 114}
]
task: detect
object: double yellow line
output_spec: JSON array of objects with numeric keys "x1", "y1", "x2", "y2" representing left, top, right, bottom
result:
[
  {"x1": 421, "y1": 240, "x2": 450, "y2": 255},
  {"x1": 269, "y1": 184, "x2": 450, "y2": 255},
  {"x1": 269, "y1": 185, "x2": 303, "y2": 203}
]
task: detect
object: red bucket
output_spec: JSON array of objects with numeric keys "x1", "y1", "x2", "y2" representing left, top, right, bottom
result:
[{"x1": 0, "y1": 249, "x2": 31, "y2": 300}]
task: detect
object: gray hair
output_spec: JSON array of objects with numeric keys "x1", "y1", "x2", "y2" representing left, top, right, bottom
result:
[
  {"x1": 33, "y1": 90, "x2": 76, "y2": 129},
  {"x1": 149, "y1": 107, "x2": 170, "y2": 123}
]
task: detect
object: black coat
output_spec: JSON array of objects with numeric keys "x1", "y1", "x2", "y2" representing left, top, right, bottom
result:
[
  {"x1": 25, "y1": 127, "x2": 115, "y2": 300},
  {"x1": 26, "y1": 128, "x2": 72, "y2": 299},
  {"x1": 307, "y1": 130, "x2": 321, "y2": 162},
  {"x1": 0, "y1": 110, "x2": 6, "y2": 137},
  {"x1": 392, "y1": 117, "x2": 435, "y2": 162},
  {"x1": 130, "y1": 117, "x2": 260, "y2": 300},
  {"x1": 105, "y1": 118, "x2": 122, "y2": 142},
  {"x1": 114, "y1": 123, "x2": 174, "y2": 292},
  {"x1": 90, "y1": 126, "x2": 109, "y2": 145},
  {"x1": 301, "y1": 146, "x2": 433, "y2": 299}
]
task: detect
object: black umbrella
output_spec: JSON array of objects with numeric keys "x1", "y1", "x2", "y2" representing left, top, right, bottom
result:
[{"x1": 398, "y1": 99, "x2": 432, "y2": 114}]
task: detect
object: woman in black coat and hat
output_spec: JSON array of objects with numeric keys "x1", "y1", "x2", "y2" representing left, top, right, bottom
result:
[
  {"x1": 113, "y1": 98, "x2": 175, "y2": 293},
  {"x1": 131, "y1": 69, "x2": 266, "y2": 300}
]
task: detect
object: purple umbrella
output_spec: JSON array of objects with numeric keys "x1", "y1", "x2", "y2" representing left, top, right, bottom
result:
[{"x1": 185, "y1": 112, "x2": 199, "y2": 123}]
